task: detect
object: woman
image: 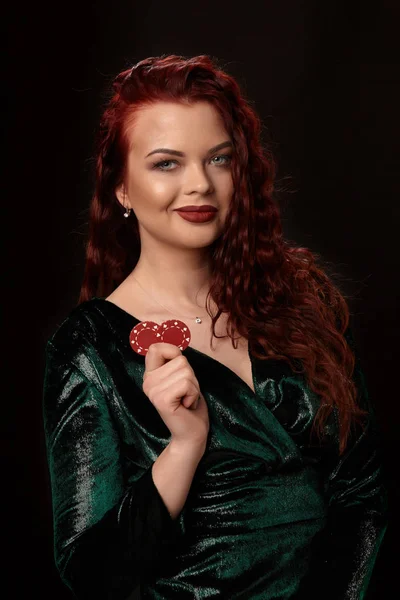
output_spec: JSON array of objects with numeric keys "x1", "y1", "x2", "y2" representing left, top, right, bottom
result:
[{"x1": 42, "y1": 54, "x2": 388, "y2": 599}]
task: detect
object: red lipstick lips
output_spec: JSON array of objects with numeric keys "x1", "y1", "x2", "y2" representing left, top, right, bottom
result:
[
  {"x1": 175, "y1": 206, "x2": 218, "y2": 223},
  {"x1": 174, "y1": 205, "x2": 218, "y2": 212}
]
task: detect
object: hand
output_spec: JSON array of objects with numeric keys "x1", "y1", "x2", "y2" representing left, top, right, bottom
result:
[{"x1": 142, "y1": 342, "x2": 210, "y2": 446}]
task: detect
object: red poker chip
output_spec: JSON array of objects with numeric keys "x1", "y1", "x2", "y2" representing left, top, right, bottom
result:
[{"x1": 129, "y1": 319, "x2": 191, "y2": 356}]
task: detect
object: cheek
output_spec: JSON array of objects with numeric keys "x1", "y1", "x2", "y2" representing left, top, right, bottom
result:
[
  {"x1": 152, "y1": 179, "x2": 177, "y2": 198},
  {"x1": 131, "y1": 175, "x2": 177, "y2": 204},
  {"x1": 216, "y1": 171, "x2": 234, "y2": 196}
]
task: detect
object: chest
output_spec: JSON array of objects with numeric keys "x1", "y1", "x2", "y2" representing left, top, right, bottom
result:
[
  {"x1": 106, "y1": 289, "x2": 255, "y2": 394},
  {"x1": 186, "y1": 323, "x2": 255, "y2": 394}
]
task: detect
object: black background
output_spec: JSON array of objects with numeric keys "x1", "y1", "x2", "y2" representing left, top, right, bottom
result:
[{"x1": 4, "y1": 1, "x2": 399, "y2": 597}]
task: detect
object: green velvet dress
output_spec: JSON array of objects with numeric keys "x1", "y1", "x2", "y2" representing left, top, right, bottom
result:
[{"x1": 42, "y1": 297, "x2": 388, "y2": 599}]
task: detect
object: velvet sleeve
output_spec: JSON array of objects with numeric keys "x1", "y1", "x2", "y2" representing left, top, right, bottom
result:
[
  {"x1": 42, "y1": 339, "x2": 183, "y2": 600},
  {"x1": 293, "y1": 328, "x2": 389, "y2": 600}
]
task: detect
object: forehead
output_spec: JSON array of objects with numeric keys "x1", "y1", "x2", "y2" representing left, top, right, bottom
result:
[{"x1": 126, "y1": 101, "x2": 228, "y2": 151}]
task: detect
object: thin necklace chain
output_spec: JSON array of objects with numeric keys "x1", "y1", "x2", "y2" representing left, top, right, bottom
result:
[{"x1": 131, "y1": 274, "x2": 209, "y2": 324}]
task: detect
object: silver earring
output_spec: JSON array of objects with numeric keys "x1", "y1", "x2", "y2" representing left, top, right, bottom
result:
[{"x1": 123, "y1": 207, "x2": 131, "y2": 218}]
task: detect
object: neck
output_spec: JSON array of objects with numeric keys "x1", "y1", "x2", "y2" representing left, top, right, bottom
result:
[{"x1": 129, "y1": 256, "x2": 214, "y2": 313}]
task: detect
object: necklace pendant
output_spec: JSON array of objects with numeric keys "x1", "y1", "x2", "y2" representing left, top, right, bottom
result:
[{"x1": 195, "y1": 317, "x2": 202, "y2": 324}]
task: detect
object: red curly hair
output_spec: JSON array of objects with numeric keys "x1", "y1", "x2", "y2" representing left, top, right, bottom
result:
[{"x1": 78, "y1": 54, "x2": 368, "y2": 456}]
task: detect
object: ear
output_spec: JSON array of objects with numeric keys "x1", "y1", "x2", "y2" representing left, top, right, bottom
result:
[{"x1": 115, "y1": 182, "x2": 129, "y2": 209}]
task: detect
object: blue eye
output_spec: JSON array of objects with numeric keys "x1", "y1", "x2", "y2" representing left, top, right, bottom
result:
[
  {"x1": 211, "y1": 154, "x2": 231, "y2": 166},
  {"x1": 152, "y1": 159, "x2": 177, "y2": 171},
  {"x1": 152, "y1": 154, "x2": 232, "y2": 171}
]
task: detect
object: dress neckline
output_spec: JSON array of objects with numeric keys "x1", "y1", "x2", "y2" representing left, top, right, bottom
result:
[{"x1": 91, "y1": 296, "x2": 257, "y2": 397}]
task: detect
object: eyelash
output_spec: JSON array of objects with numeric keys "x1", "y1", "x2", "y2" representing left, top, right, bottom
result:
[{"x1": 152, "y1": 154, "x2": 232, "y2": 171}]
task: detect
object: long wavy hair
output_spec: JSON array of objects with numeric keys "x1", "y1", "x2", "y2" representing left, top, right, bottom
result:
[{"x1": 78, "y1": 53, "x2": 368, "y2": 456}]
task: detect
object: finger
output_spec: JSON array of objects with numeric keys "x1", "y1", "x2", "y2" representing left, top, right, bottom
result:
[
  {"x1": 144, "y1": 342, "x2": 182, "y2": 374},
  {"x1": 146, "y1": 354, "x2": 193, "y2": 386},
  {"x1": 150, "y1": 378, "x2": 199, "y2": 411},
  {"x1": 188, "y1": 394, "x2": 201, "y2": 410},
  {"x1": 153, "y1": 368, "x2": 199, "y2": 401}
]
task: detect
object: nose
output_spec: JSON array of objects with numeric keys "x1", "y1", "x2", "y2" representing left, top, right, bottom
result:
[{"x1": 183, "y1": 162, "x2": 214, "y2": 196}]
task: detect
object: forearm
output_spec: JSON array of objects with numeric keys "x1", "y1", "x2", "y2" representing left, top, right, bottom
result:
[{"x1": 152, "y1": 439, "x2": 206, "y2": 520}]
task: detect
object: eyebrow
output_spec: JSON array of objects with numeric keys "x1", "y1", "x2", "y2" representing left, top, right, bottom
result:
[{"x1": 145, "y1": 140, "x2": 233, "y2": 158}]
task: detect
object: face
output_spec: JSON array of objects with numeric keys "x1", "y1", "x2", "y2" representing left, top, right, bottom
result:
[{"x1": 115, "y1": 101, "x2": 234, "y2": 252}]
